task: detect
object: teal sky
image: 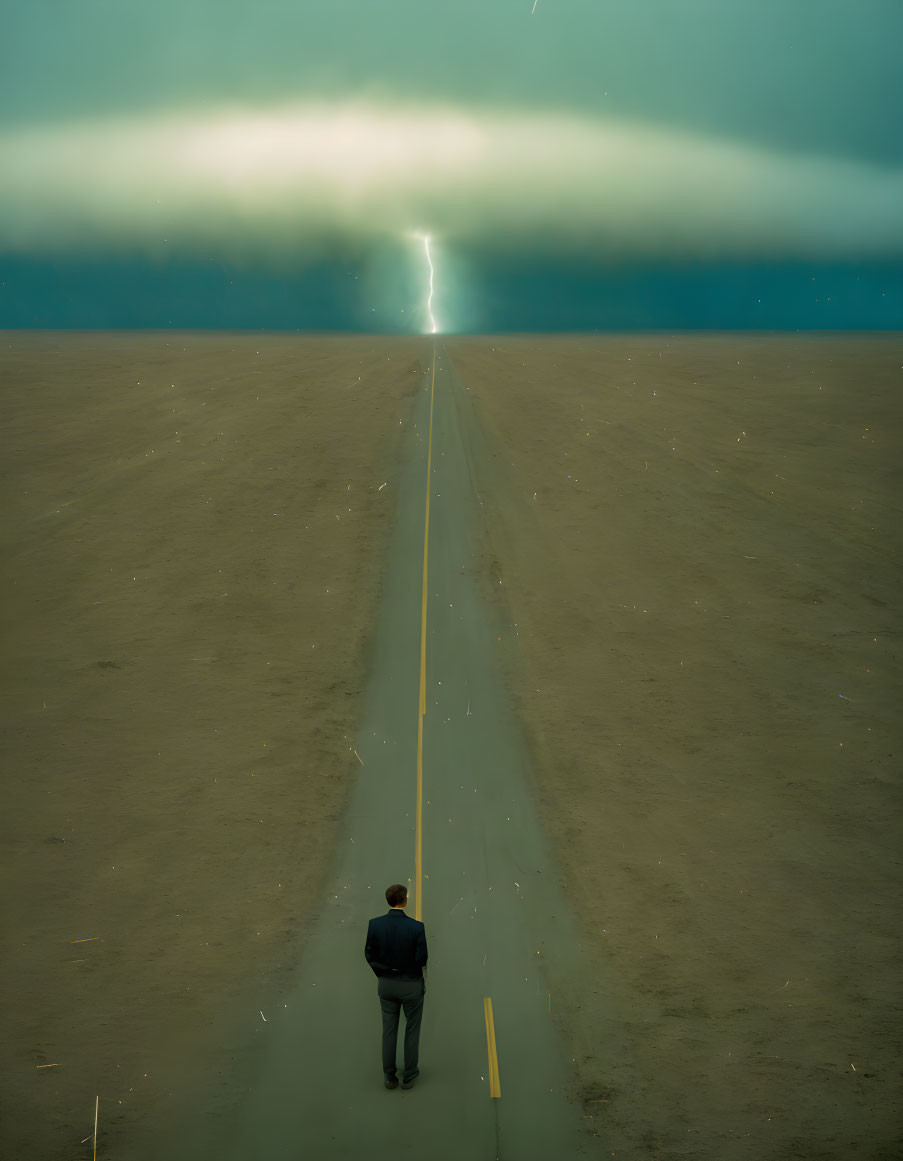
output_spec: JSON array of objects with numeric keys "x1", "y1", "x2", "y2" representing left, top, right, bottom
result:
[
  {"x1": 3, "y1": 0, "x2": 901, "y2": 165},
  {"x1": 1, "y1": 0, "x2": 901, "y2": 330}
]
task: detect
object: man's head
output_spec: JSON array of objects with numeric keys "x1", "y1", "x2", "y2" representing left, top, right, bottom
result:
[{"x1": 386, "y1": 883, "x2": 407, "y2": 909}]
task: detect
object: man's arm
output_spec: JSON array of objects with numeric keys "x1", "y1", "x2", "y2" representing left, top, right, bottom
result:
[
  {"x1": 415, "y1": 924, "x2": 428, "y2": 970},
  {"x1": 365, "y1": 924, "x2": 391, "y2": 977}
]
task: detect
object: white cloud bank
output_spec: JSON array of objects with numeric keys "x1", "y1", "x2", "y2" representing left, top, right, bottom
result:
[{"x1": 1, "y1": 100, "x2": 901, "y2": 270}]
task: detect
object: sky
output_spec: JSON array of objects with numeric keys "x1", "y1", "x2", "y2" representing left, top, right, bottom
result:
[{"x1": 1, "y1": 0, "x2": 901, "y2": 332}]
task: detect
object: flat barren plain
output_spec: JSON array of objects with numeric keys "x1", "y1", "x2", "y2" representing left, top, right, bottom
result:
[
  {"x1": 0, "y1": 332, "x2": 426, "y2": 1158},
  {"x1": 2, "y1": 331, "x2": 900, "y2": 1160},
  {"x1": 448, "y1": 333, "x2": 902, "y2": 1159}
]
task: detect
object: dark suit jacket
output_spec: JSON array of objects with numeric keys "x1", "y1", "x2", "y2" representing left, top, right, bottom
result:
[{"x1": 365, "y1": 910, "x2": 428, "y2": 980}]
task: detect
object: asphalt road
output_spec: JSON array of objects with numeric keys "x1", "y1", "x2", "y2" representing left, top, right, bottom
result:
[{"x1": 165, "y1": 343, "x2": 598, "y2": 1160}]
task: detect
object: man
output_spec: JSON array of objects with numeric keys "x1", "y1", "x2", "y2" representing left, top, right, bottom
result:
[{"x1": 364, "y1": 883, "x2": 428, "y2": 1090}]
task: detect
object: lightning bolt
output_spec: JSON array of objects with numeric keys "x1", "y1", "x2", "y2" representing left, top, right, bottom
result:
[{"x1": 422, "y1": 233, "x2": 438, "y2": 334}]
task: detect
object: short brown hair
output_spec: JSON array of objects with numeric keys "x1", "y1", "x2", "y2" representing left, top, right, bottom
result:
[{"x1": 386, "y1": 883, "x2": 408, "y2": 907}]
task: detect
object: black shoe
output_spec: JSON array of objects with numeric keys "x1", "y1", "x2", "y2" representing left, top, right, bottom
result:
[{"x1": 400, "y1": 1077, "x2": 416, "y2": 1090}]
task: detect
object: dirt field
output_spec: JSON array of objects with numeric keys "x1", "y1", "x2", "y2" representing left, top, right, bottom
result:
[
  {"x1": 1, "y1": 332, "x2": 900, "y2": 1160},
  {"x1": 448, "y1": 333, "x2": 903, "y2": 1159},
  {"x1": 0, "y1": 332, "x2": 427, "y2": 1158}
]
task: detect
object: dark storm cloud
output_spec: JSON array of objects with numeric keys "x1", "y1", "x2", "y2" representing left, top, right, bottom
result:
[{"x1": 1, "y1": 101, "x2": 901, "y2": 275}]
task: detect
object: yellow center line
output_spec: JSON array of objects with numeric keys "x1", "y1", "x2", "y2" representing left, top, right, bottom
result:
[
  {"x1": 484, "y1": 997, "x2": 502, "y2": 1098},
  {"x1": 416, "y1": 345, "x2": 501, "y2": 1100},
  {"x1": 415, "y1": 344, "x2": 436, "y2": 923}
]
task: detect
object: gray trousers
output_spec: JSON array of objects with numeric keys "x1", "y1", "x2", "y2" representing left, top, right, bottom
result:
[{"x1": 377, "y1": 976, "x2": 425, "y2": 1083}]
